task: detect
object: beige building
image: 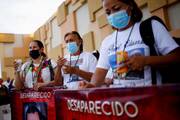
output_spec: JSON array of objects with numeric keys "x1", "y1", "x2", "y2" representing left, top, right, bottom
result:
[{"x1": 0, "y1": 0, "x2": 180, "y2": 80}]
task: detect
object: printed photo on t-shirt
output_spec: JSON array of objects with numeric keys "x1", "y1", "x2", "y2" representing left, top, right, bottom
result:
[
  {"x1": 108, "y1": 48, "x2": 145, "y2": 80},
  {"x1": 126, "y1": 48, "x2": 145, "y2": 80}
]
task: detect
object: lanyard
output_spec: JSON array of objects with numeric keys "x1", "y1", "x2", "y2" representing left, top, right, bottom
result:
[
  {"x1": 69, "y1": 54, "x2": 80, "y2": 81},
  {"x1": 115, "y1": 25, "x2": 134, "y2": 52},
  {"x1": 69, "y1": 54, "x2": 80, "y2": 67},
  {"x1": 31, "y1": 56, "x2": 45, "y2": 84},
  {"x1": 113, "y1": 25, "x2": 134, "y2": 79}
]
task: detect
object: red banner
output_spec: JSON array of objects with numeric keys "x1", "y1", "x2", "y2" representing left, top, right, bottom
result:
[
  {"x1": 11, "y1": 88, "x2": 56, "y2": 120},
  {"x1": 55, "y1": 84, "x2": 180, "y2": 120}
]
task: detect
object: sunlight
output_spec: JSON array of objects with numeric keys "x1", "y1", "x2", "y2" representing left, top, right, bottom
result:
[{"x1": 0, "y1": 0, "x2": 65, "y2": 34}]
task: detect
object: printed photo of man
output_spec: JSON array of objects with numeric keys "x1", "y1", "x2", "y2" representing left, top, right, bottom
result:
[{"x1": 23, "y1": 102, "x2": 47, "y2": 120}]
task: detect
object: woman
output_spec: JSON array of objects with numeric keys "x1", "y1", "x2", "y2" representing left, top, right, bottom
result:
[
  {"x1": 14, "y1": 40, "x2": 60, "y2": 90},
  {"x1": 55, "y1": 31, "x2": 97, "y2": 89},
  {"x1": 79, "y1": 0, "x2": 180, "y2": 88}
]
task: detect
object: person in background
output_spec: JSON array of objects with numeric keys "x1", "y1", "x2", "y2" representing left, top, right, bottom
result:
[
  {"x1": 2, "y1": 77, "x2": 11, "y2": 88},
  {"x1": 8, "y1": 78, "x2": 15, "y2": 91},
  {"x1": 14, "y1": 40, "x2": 61, "y2": 90},
  {"x1": 79, "y1": 0, "x2": 180, "y2": 88},
  {"x1": 55, "y1": 31, "x2": 97, "y2": 89},
  {"x1": 0, "y1": 78, "x2": 3, "y2": 87},
  {"x1": 2, "y1": 77, "x2": 15, "y2": 92}
]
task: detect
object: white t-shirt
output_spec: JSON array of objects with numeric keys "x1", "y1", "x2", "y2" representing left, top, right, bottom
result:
[
  {"x1": 97, "y1": 20, "x2": 179, "y2": 87},
  {"x1": 63, "y1": 52, "x2": 97, "y2": 89},
  {"x1": 21, "y1": 59, "x2": 57, "y2": 88}
]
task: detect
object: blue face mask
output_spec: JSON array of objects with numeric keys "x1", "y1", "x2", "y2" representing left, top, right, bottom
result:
[
  {"x1": 107, "y1": 10, "x2": 130, "y2": 29},
  {"x1": 67, "y1": 42, "x2": 79, "y2": 54}
]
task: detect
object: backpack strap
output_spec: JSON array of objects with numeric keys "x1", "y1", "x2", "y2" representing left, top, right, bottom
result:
[
  {"x1": 23, "y1": 59, "x2": 55, "y2": 82},
  {"x1": 140, "y1": 16, "x2": 168, "y2": 55},
  {"x1": 24, "y1": 61, "x2": 33, "y2": 77},
  {"x1": 139, "y1": 16, "x2": 168, "y2": 84},
  {"x1": 47, "y1": 59, "x2": 55, "y2": 81}
]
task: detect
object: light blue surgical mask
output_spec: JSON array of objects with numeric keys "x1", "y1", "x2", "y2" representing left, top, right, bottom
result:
[
  {"x1": 67, "y1": 42, "x2": 79, "y2": 54},
  {"x1": 107, "y1": 10, "x2": 131, "y2": 29}
]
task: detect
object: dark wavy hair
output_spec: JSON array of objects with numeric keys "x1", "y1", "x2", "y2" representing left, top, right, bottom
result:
[
  {"x1": 26, "y1": 104, "x2": 46, "y2": 120},
  {"x1": 31, "y1": 40, "x2": 46, "y2": 57},
  {"x1": 102, "y1": 0, "x2": 143, "y2": 23},
  {"x1": 64, "y1": 31, "x2": 83, "y2": 53}
]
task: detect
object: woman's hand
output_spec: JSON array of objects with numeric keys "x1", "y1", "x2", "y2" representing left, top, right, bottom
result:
[
  {"x1": 13, "y1": 61, "x2": 19, "y2": 71},
  {"x1": 125, "y1": 55, "x2": 146, "y2": 71},
  {"x1": 78, "y1": 81, "x2": 95, "y2": 89},
  {"x1": 57, "y1": 56, "x2": 67, "y2": 68},
  {"x1": 104, "y1": 78, "x2": 113, "y2": 86},
  {"x1": 33, "y1": 83, "x2": 46, "y2": 91},
  {"x1": 62, "y1": 65, "x2": 76, "y2": 74},
  {"x1": 13, "y1": 60, "x2": 22, "y2": 72}
]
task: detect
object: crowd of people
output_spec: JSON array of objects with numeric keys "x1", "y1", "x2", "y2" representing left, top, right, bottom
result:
[
  {"x1": 1, "y1": 0, "x2": 179, "y2": 91},
  {"x1": 0, "y1": 77, "x2": 14, "y2": 92}
]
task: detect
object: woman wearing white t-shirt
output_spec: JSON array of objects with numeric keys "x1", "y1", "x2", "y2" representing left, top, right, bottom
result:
[
  {"x1": 55, "y1": 31, "x2": 97, "y2": 89},
  {"x1": 79, "y1": 0, "x2": 180, "y2": 88},
  {"x1": 14, "y1": 40, "x2": 61, "y2": 90}
]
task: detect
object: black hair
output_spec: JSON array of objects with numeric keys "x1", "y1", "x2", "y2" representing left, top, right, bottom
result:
[
  {"x1": 31, "y1": 40, "x2": 46, "y2": 57},
  {"x1": 64, "y1": 31, "x2": 83, "y2": 53},
  {"x1": 32, "y1": 40, "x2": 44, "y2": 48},
  {"x1": 102, "y1": 0, "x2": 143, "y2": 23},
  {"x1": 26, "y1": 103, "x2": 46, "y2": 120}
]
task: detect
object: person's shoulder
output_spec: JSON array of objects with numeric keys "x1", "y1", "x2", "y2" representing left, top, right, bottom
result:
[
  {"x1": 151, "y1": 19, "x2": 163, "y2": 26},
  {"x1": 81, "y1": 52, "x2": 96, "y2": 59},
  {"x1": 45, "y1": 58, "x2": 54, "y2": 62},
  {"x1": 151, "y1": 19, "x2": 169, "y2": 35},
  {"x1": 81, "y1": 52, "x2": 97, "y2": 64},
  {"x1": 81, "y1": 52, "x2": 92, "y2": 57},
  {"x1": 45, "y1": 58, "x2": 57, "y2": 68},
  {"x1": 144, "y1": 17, "x2": 167, "y2": 31}
]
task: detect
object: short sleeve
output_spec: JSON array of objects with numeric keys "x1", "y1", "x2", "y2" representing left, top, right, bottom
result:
[
  {"x1": 87, "y1": 53, "x2": 97, "y2": 73},
  {"x1": 96, "y1": 39, "x2": 111, "y2": 70},
  {"x1": 152, "y1": 20, "x2": 179, "y2": 55}
]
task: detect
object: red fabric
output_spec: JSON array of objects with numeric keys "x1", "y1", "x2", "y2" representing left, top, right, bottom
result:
[
  {"x1": 55, "y1": 85, "x2": 180, "y2": 120},
  {"x1": 32, "y1": 60, "x2": 50, "y2": 83},
  {"x1": 11, "y1": 88, "x2": 56, "y2": 120},
  {"x1": 11, "y1": 85, "x2": 180, "y2": 120},
  {"x1": 0, "y1": 79, "x2": 3, "y2": 85}
]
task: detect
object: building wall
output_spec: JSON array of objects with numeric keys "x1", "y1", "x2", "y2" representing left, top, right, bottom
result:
[
  {"x1": 0, "y1": 0, "x2": 179, "y2": 80},
  {"x1": 0, "y1": 34, "x2": 32, "y2": 80},
  {"x1": 0, "y1": 60, "x2": 1, "y2": 78},
  {"x1": 167, "y1": 2, "x2": 180, "y2": 37},
  {"x1": 76, "y1": 3, "x2": 90, "y2": 36},
  {"x1": 34, "y1": 0, "x2": 180, "y2": 59},
  {"x1": 0, "y1": 44, "x2": 4, "y2": 79}
]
